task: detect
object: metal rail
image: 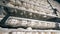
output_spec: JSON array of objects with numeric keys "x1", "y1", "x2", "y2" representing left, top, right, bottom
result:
[{"x1": 0, "y1": 15, "x2": 59, "y2": 29}]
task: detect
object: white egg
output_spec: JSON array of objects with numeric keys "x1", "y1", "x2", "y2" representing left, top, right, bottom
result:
[
  {"x1": 6, "y1": 19, "x2": 20, "y2": 27},
  {"x1": 27, "y1": 27, "x2": 32, "y2": 30},
  {"x1": 6, "y1": 3, "x2": 14, "y2": 7}
]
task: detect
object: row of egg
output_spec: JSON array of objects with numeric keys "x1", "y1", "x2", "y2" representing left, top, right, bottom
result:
[
  {"x1": 0, "y1": 30, "x2": 59, "y2": 34},
  {"x1": 5, "y1": 0, "x2": 54, "y2": 15},
  {"x1": 11, "y1": 31, "x2": 58, "y2": 34},
  {"x1": 5, "y1": 18, "x2": 56, "y2": 28},
  {"x1": 0, "y1": 0, "x2": 53, "y2": 11}
]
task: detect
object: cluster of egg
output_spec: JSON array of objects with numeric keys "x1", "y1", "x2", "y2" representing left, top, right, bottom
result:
[{"x1": 5, "y1": 0, "x2": 54, "y2": 15}]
